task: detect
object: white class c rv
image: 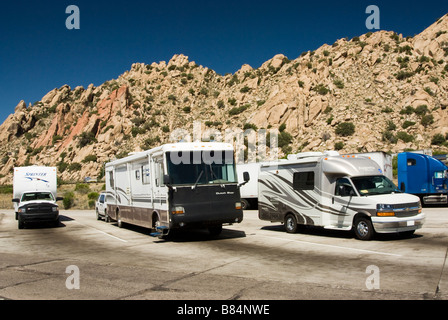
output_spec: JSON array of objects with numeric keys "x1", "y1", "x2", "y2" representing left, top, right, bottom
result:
[
  {"x1": 104, "y1": 142, "x2": 248, "y2": 238},
  {"x1": 258, "y1": 152, "x2": 425, "y2": 240}
]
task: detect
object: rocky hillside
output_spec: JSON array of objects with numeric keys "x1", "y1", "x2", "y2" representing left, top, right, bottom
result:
[{"x1": 1, "y1": 13, "x2": 448, "y2": 183}]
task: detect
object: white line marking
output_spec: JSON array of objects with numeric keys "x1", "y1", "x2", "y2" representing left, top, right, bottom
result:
[
  {"x1": 72, "y1": 220, "x2": 128, "y2": 243},
  {"x1": 258, "y1": 235, "x2": 402, "y2": 257}
]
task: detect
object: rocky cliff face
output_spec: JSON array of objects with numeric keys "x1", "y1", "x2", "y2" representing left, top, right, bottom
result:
[{"x1": 1, "y1": 13, "x2": 448, "y2": 183}]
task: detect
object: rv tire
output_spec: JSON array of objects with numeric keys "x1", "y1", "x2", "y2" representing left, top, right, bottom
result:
[
  {"x1": 209, "y1": 224, "x2": 223, "y2": 236},
  {"x1": 285, "y1": 214, "x2": 298, "y2": 233},
  {"x1": 117, "y1": 211, "x2": 123, "y2": 228},
  {"x1": 241, "y1": 199, "x2": 250, "y2": 210},
  {"x1": 354, "y1": 216, "x2": 374, "y2": 240}
]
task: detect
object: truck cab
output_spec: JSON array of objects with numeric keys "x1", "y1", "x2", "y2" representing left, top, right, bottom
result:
[
  {"x1": 13, "y1": 191, "x2": 61, "y2": 228},
  {"x1": 398, "y1": 152, "x2": 448, "y2": 204}
]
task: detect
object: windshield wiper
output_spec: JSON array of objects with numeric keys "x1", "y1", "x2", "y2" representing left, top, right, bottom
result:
[{"x1": 192, "y1": 170, "x2": 204, "y2": 190}]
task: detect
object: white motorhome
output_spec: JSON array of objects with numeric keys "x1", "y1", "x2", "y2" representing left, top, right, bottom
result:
[
  {"x1": 258, "y1": 152, "x2": 425, "y2": 240},
  {"x1": 12, "y1": 166, "x2": 61, "y2": 229},
  {"x1": 236, "y1": 162, "x2": 266, "y2": 210},
  {"x1": 105, "y1": 142, "x2": 248, "y2": 238}
]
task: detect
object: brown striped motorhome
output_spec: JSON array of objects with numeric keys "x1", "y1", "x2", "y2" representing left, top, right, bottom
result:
[
  {"x1": 105, "y1": 142, "x2": 247, "y2": 238},
  {"x1": 258, "y1": 152, "x2": 425, "y2": 240}
]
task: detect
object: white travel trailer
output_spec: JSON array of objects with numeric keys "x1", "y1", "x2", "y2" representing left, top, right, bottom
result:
[
  {"x1": 236, "y1": 162, "x2": 266, "y2": 210},
  {"x1": 12, "y1": 166, "x2": 61, "y2": 229},
  {"x1": 258, "y1": 152, "x2": 425, "y2": 240},
  {"x1": 105, "y1": 142, "x2": 247, "y2": 238}
]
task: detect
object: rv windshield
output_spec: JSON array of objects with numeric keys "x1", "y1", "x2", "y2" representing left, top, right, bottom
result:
[
  {"x1": 351, "y1": 175, "x2": 401, "y2": 196},
  {"x1": 166, "y1": 151, "x2": 237, "y2": 186},
  {"x1": 21, "y1": 192, "x2": 55, "y2": 202}
]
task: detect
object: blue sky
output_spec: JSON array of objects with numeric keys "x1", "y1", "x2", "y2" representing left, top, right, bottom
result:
[{"x1": 1, "y1": 0, "x2": 447, "y2": 123}]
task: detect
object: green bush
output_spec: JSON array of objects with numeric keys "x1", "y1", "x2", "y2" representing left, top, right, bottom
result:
[
  {"x1": 395, "y1": 71, "x2": 414, "y2": 80},
  {"x1": 431, "y1": 134, "x2": 446, "y2": 145},
  {"x1": 399, "y1": 106, "x2": 415, "y2": 115},
  {"x1": 421, "y1": 114, "x2": 434, "y2": 127},
  {"x1": 82, "y1": 155, "x2": 97, "y2": 163},
  {"x1": 402, "y1": 121, "x2": 415, "y2": 129},
  {"x1": 63, "y1": 192, "x2": 74, "y2": 210},
  {"x1": 75, "y1": 183, "x2": 90, "y2": 194},
  {"x1": 334, "y1": 141, "x2": 344, "y2": 150},
  {"x1": 335, "y1": 122, "x2": 355, "y2": 136},
  {"x1": 396, "y1": 131, "x2": 414, "y2": 143},
  {"x1": 88, "y1": 192, "x2": 100, "y2": 200},
  {"x1": 68, "y1": 162, "x2": 82, "y2": 171},
  {"x1": 313, "y1": 84, "x2": 330, "y2": 95},
  {"x1": 229, "y1": 104, "x2": 250, "y2": 116},
  {"x1": 415, "y1": 104, "x2": 429, "y2": 116}
]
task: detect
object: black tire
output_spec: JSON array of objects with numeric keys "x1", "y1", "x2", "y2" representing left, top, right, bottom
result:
[
  {"x1": 104, "y1": 210, "x2": 110, "y2": 222},
  {"x1": 241, "y1": 199, "x2": 250, "y2": 210},
  {"x1": 117, "y1": 211, "x2": 123, "y2": 228},
  {"x1": 354, "y1": 217, "x2": 374, "y2": 240},
  {"x1": 209, "y1": 225, "x2": 223, "y2": 236},
  {"x1": 96, "y1": 209, "x2": 101, "y2": 220},
  {"x1": 285, "y1": 214, "x2": 298, "y2": 233}
]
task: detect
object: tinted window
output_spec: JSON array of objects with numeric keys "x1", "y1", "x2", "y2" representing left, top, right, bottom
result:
[{"x1": 293, "y1": 171, "x2": 314, "y2": 190}]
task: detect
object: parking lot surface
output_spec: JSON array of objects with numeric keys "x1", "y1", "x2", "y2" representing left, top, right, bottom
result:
[{"x1": 0, "y1": 208, "x2": 447, "y2": 300}]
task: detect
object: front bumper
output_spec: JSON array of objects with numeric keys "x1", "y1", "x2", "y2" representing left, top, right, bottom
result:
[
  {"x1": 18, "y1": 212, "x2": 59, "y2": 223},
  {"x1": 372, "y1": 213, "x2": 425, "y2": 233}
]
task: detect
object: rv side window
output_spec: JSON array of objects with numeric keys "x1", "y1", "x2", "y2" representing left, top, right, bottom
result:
[
  {"x1": 109, "y1": 171, "x2": 114, "y2": 188},
  {"x1": 293, "y1": 172, "x2": 314, "y2": 191},
  {"x1": 407, "y1": 159, "x2": 416, "y2": 166}
]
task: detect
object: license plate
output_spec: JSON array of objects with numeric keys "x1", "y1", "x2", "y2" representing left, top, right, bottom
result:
[{"x1": 407, "y1": 220, "x2": 415, "y2": 226}]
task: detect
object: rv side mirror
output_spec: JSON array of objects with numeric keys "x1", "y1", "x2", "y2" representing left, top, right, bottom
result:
[
  {"x1": 12, "y1": 198, "x2": 20, "y2": 203},
  {"x1": 243, "y1": 171, "x2": 250, "y2": 183},
  {"x1": 56, "y1": 197, "x2": 64, "y2": 201},
  {"x1": 163, "y1": 174, "x2": 171, "y2": 186}
]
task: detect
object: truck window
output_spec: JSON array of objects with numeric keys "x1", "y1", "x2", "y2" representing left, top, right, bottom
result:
[{"x1": 293, "y1": 172, "x2": 314, "y2": 191}]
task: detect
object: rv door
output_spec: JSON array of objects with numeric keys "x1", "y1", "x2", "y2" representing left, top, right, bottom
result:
[
  {"x1": 330, "y1": 178, "x2": 355, "y2": 228},
  {"x1": 153, "y1": 156, "x2": 169, "y2": 225}
]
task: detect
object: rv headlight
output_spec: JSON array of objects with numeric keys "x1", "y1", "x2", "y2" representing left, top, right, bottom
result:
[
  {"x1": 376, "y1": 204, "x2": 394, "y2": 216},
  {"x1": 52, "y1": 206, "x2": 58, "y2": 212},
  {"x1": 172, "y1": 206, "x2": 185, "y2": 214},
  {"x1": 235, "y1": 202, "x2": 242, "y2": 210}
]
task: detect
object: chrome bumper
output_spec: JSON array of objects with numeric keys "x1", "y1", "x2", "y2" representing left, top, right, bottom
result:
[{"x1": 372, "y1": 213, "x2": 425, "y2": 233}]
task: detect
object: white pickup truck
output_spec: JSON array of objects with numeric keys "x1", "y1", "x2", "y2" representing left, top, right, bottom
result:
[{"x1": 12, "y1": 166, "x2": 63, "y2": 229}]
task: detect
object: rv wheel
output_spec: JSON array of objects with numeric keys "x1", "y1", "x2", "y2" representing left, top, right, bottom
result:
[
  {"x1": 285, "y1": 214, "x2": 298, "y2": 233},
  {"x1": 209, "y1": 225, "x2": 223, "y2": 236},
  {"x1": 354, "y1": 217, "x2": 374, "y2": 240},
  {"x1": 241, "y1": 199, "x2": 250, "y2": 210}
]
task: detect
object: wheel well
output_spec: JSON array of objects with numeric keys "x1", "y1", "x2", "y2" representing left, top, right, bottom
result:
[
  {"x1": 152, "y1": 211, "x2": 160, "y2": 228},
  {"x1": 353, "y1": 212, "x2": 371, "y2": 225}
]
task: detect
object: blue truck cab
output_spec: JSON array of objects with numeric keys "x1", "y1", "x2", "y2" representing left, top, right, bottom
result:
[{"x1": 398, "y1": 152, "x2": 448, "y2": 204}]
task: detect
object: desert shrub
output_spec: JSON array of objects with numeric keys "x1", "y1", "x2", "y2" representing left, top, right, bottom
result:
[
  {"x1": 75, "y1": 183, "x2": 90, "y2": 194},
  {"x1": 63, "y1": 192, "x2": 74, "y2": 210},
  {"x1": 396, "y1": 131, "x2": 414, "y2": 143},
  {"x1": 335, "y1": 122, "x2": 355, "y2": 136},
  {"x1": 334, "y1": 141, "x2": 344, "y2": 150},
  {"x1": 431, "y1": 134, "x2": 446, "y2": 145}
]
